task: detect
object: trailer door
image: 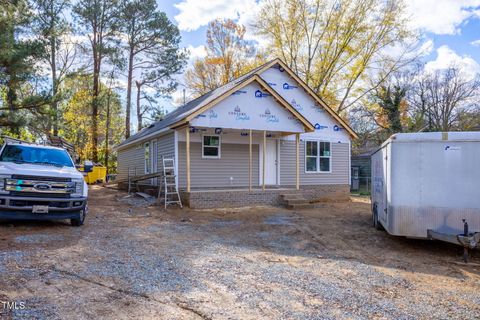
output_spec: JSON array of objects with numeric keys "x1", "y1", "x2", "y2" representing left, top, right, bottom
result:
[{"x1": 382, "y1": 143, "x2": 389, "y2": 222}]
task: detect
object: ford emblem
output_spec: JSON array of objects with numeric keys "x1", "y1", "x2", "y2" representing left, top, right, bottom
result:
[{"x1": 34, "y1": 183, "x2": 51, "y2": 191}]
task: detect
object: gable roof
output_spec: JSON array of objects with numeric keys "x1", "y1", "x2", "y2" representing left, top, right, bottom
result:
[
  {"x1": 254, "y1": 59, "x2": 358, "y2": 139},
  {"x1": 172, "y1": 74, "x2": 315, "y2": 132},
  {"x1": 116, "y1": 58, "x2": 357, "y2": 150}
]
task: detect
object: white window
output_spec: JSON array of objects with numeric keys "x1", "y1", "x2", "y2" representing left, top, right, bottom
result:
[
  {"x1": 144, "y1": 142, "x2": 150, "y2": 173},
  {"x1": 202, "y1": 135, "x2": 221, "y2": 158},
  {"x1": 305, "y1": 140, "x2": 331, "y2": 173}
]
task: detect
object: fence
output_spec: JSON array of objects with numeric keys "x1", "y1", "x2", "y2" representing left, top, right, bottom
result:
[{"x1": 350, "y1": 176, "x2": 371, "y2": 195}]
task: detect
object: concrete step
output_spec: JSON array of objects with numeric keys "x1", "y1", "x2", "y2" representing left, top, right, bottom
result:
[{"x1": 286, "y1": 203, "x2": 314, "y2": 210}]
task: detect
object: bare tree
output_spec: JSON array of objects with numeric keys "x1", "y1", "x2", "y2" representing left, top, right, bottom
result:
[
  {"x1": 34, "y1": 0, "x2": 78, "y2": 136},
  {"x1": 254, "y1": 0, "x2": 418, "y2": 113},
  {"x1": 185, "y1": 19, "x2": 265, "y2": 97},
  {"x1": 408, "y1": 67, "x2": 480, "y2": 131}
]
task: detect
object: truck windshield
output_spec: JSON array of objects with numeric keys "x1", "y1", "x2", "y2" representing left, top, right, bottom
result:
[{"x1": 0, "y1": 145, "x2": 74, "y2": 167}]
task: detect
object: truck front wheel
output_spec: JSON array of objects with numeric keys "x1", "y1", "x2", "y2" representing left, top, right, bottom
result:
[{"x1": 71, "y1": 204, "x2": 87, "y2": 227}]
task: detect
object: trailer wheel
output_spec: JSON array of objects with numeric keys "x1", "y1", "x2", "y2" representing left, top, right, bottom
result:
[
  {"x1": 372, "y1": 203, "x2": 384, "y2": 231},
  {"x1": 71, "y1": 204, "x2": 87, "y2": 227}
]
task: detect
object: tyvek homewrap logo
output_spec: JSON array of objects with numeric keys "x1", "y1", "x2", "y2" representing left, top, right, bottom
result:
[
  {"x1": 290, "y1": 99, "x2": 303, "y2": 111},
  {"x1": 282, "y1": 82, "x2": 298, "y2": 90},
  {"x1": 259, "y1": 108, "x2": 279, "y2": 123},
  {"x1": 208, "y1": 110, "x2": 218, "y2": 119},
  {"x1": 314, "y1": 123, "x2": 328, "y2": 130},
  {"x1": 333, "y1": 125, "x2": 343, "y2": 131},
  {"x1": 267, "y1": 82, "x2": 277, "y2": 86},
  {"x1": 228, "y1": 105, "x2": 250, "y2": 121},
  {"x1": 255, "y1": 90, "x2": 271, "y2": 98},
  {"x1": 232, "y1": 90, "x2": 247, "y2": 95}
]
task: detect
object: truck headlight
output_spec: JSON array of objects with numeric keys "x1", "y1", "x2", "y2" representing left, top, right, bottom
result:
[
  {"x1": 0, "y1": 174, "x2": 11, "y2": 194},
  {"x1": 71, "y1": 178, "x2": 84, "y2": 197}
]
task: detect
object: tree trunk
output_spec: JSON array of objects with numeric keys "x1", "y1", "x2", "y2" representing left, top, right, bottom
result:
[
  {"x1": 105, "y1": 86, "x2": 112, "y2": 171},
  {"x1": 136, "y1": 81, "x2": 142, "y2": 131},
  {"x1": 91, "y1": 49, "x2": 100, "y2": 163},
  {"x1": 125, "y1": 47, "x2": 134, "y2": 139},
  {"x1": 51, "y1": 29, "x2": 58, "y2": 136}
]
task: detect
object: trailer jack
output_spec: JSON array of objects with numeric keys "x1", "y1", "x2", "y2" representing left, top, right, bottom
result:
[{"x1": 427, "y1": 222, "x2": 480, "y2": 263}]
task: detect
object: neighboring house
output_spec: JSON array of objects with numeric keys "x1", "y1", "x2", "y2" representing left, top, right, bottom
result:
[
  {"x1": 114, "y1": 58, "x2": 358, "y2": 208},
  {"x1": 351, "y1": 149, "x2": 375, "y2": 192}
]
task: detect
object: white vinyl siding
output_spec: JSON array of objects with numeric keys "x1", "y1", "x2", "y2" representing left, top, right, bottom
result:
[
  {"x1": 178, "y1": 142, "x2": 260, "y2": 189},
  {"x1": 117, "y1": 132, "x2": 175, "y2": 183}
]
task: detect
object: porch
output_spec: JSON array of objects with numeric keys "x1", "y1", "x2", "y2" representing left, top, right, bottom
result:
[{"x1": 177, "y1": 126, "x2": 302, "y2": 192}]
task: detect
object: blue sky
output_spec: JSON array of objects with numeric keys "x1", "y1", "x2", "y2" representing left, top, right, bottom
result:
[{"x1": 149, "y1": 0, "x2": 480, "y2": 120}]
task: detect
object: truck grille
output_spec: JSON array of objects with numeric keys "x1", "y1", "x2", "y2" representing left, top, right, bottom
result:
[
  {"x1": 5, "y1": 178, "x2": 75, "y2": 195},
  {"x1": 10, "y1": 191, "x2": 71, "y2": 198},
  {"x1": 11, "y1": 175, "x2": 71, "y2": 182}
]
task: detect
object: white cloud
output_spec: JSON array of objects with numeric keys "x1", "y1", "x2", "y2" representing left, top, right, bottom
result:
[
  {"x1": 174, "y1": 0, "x2": 258, "y2": 32},
  {"x1": 404, "y1": 0, "x2": 480, "y2": 35},
  {"x1": 471, "y1": 39, "x2": 480, "y2": 46},
  {"x1": 424, "y1": 45, "x2": 480, "y2": 79},
  {"x1": 186, "y1": 45, "x2": 207, "y2": 61}
]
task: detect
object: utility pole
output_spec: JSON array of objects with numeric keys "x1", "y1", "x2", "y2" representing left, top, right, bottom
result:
[{"x1": 183, "y1": 88, "x2": 186, "y2": 105}]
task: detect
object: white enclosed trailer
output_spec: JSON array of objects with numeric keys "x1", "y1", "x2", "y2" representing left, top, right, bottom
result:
[{"x1": 371, "y1": 132, "x2": 480, "y2": 258}]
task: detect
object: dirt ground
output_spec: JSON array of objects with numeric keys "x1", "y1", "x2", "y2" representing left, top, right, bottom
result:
[{"x1": 0, "y1": 186, "x2": 479, "y2": 319}]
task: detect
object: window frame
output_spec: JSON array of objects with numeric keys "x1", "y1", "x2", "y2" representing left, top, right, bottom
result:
[
  {"x1": 202, "y1": 134, "x2": 221, "y2": 159},
  {"x1": 144, "y1": 142, "x2": 150, "y2": 174},
  {"x1": 304, "y1": 140, "x2": 332, "y2": 173}
]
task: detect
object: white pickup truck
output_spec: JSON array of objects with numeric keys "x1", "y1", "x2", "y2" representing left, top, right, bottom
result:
[{"x1": 0, "y1": 140, "x2": 88, "y2": 226}]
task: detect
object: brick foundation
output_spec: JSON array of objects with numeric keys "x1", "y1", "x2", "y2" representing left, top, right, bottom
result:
[
  {"x1": 182, "y1": 185, "x2": 350, "y2": 209},
  {"x1": 118, "y1": 182, "x2": 350, "y2": 209}
]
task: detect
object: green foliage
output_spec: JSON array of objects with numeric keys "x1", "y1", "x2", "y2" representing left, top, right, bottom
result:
[
  {"x1": 61, "y1": 74, "x2": 124, "y2": 170},
  {"x1": 0, "y1": 0, "x2": 47, "y2": 131},
  {"x1": 373, "y1": 85, "x2": 406, "y2": 134}
]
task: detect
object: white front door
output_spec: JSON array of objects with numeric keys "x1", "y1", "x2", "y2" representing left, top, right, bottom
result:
[{"x1": 265, "y1": 140, "x2": 278, "y2": 185}]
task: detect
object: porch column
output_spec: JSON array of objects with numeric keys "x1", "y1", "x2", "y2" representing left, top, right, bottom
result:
[
  {"x1": 186, "y1": 126, "x2": 191, "y2": 192},
  {"x1": 249, "y1": 129, "x2": 252, "y2": 192},
  {"x1": 296, "y1": 133, "x2": 300, "y2": 190},
  {"x1": 263, "y1": 130, "x2": 266, "y2": 190}
]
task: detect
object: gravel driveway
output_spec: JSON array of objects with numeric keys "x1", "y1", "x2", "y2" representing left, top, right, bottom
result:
[{"x1": 0, "y1": 186, "x2": 479, "y2": 319}]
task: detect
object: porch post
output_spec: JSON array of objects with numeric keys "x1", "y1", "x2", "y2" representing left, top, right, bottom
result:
[
  {"x1": 296, "y1": 133, "x2": 300, "y2": 190},
  {"x1": 263, "y1": 130, "x2": 266, "y2": 190},
  {"x1": 186, "y1": 126, "x2": 191, "y2": 192},
  {"x1": 249, "y1": 129, "x2": 252, "y2": 192}
]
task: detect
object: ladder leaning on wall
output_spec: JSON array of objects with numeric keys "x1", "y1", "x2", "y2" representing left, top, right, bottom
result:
[{"x1": 160, "y1": 156, "x2": 182, "y2": 209}]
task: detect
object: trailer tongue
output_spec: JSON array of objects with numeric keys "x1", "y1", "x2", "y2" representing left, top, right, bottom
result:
[{"x1": 428, "y1": 220, "x2": 480, "y2": 262}]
